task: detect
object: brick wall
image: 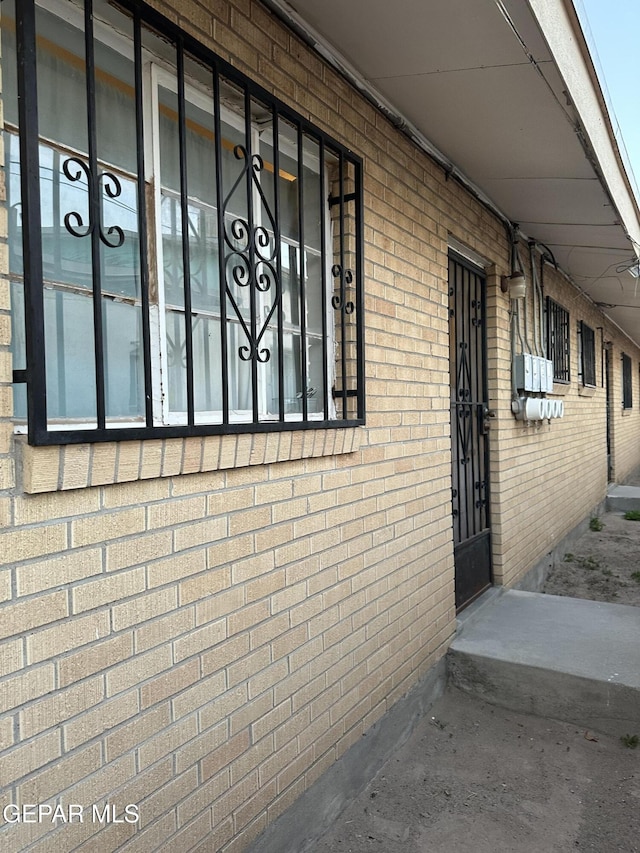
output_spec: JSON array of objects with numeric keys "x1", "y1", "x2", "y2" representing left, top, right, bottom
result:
[
  {"x1": 488, "y1": 254, "x2": 640, "y2": 586},
  {"x1": 1, "y1": 1, "x2": 639, "y2": 852}
]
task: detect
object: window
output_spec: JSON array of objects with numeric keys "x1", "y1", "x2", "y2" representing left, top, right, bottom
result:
[
  {"x1": 545, "y1": 297, "x2": 570, "y2": 383},
  {"x1": 6, "y1": 0, "x2": 364, "y2": 446},
  {"x1": 578, "y1": 321, "x2": 596, "y2": 387},
  {"x1": 622, "y1": 353, "x2": 633, "y2": 409}
]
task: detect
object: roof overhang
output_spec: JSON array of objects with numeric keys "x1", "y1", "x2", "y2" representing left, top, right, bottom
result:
[{"x1": 264, "y1": 0, "x2": 640, "y2": 345}]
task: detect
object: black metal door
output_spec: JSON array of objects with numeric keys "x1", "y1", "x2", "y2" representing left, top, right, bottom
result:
[
  {"x1": 449, "y1": 252, "x2": 492, "y2": 610},
  {"x1": 605, "y1": 347, "x2": 613, "y2": 482}
]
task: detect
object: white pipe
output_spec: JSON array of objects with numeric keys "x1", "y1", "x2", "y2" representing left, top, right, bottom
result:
[{"x1": 511, "y1": 306, "x2": 519, "y2": 399}]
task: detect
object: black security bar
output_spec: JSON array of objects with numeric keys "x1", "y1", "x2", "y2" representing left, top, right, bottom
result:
[{"x1": 11, "y1": 0, "x2": 365, "y2": 445}]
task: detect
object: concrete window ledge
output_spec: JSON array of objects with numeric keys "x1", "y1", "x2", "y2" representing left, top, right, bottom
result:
[
  {"x1": 578, "y1": 385, "x2": 597, "y2": 397},
  {"x1": 16, "y1": 429, "x2": 364, "y2": 494}
]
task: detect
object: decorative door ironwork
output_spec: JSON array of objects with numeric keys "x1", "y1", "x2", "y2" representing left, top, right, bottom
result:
[{"x1": 449, "y1": 252, "x2": 492, "y2": 610}]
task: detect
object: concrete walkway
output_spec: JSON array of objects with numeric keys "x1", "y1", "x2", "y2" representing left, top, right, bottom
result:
[
  {"x1": 607, "y1": 483, "x2": 640, "y2": 512},
  {"x1": 608, "y1": 463, "x2": 640, "y2": 510},
  {"x1": 449, "y1": 588, "x2": 640, "y2": 735}
]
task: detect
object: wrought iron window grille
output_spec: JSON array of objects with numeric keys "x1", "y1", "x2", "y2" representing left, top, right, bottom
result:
[
  {"x1": 545, "y1": 296, "x2": 570, "y2": 383},
  {"x1": 7, "y1": 0, "x2": 365, "y2": 446},
  {"x1": 578, "y1": 320, "x2": 596, "y2": 388},
  {"x1": 622, "y1": 353, "x2": 633, "y2": 409}
]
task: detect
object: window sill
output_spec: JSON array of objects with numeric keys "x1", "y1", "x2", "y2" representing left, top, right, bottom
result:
[
  {"x1": 17, "y1": 428, "x2": 364, "y2": 494},
  {"x1": 578, "y1": 384, "x2": 597, "y2": 397},
  {"x1": 622, "y1": 407, "x2": 633, "y2": 416},
  {"x1": 551, "y1": 382, "x2": 570, "y2": 396}
]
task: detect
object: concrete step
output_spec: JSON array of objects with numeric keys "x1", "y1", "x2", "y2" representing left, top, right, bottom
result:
[
  {"x1": 448, "y1": 589, "x2": 640, "y2": 736},
  {"x1": 606, "y1": 484, "x2": 640, "y2": 512}
]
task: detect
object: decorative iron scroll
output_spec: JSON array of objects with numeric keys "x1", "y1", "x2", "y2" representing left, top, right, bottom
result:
[
  {"x1": 62, "y1": 157, "x2": 125, "y2": 248},
  {"x1": 475, "y1": 479, "x2": 487, "y2": 510},
  {"x1": 456, "y1": 339, "x2": 473, "y2": 465},
  {"x1": 223, "y1": 146, "x2": 280, "y2": 364},
  {"x1": 331, "y1": 264, "x2": 354, "y2": 313}
]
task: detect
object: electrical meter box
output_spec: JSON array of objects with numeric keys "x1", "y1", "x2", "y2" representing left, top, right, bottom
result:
[
  {"x1": 531, "y1": 357, "x2": 541, "y2": 392},
  {"x1": 515, "y1": 354, "x2": 555, "y2": 392},
  {"x1": 514, "y1": 354, "x2": 532, "y2": 391},
  {"x1": 544, "y1": 359, "x2": 554, "y2": 392}
]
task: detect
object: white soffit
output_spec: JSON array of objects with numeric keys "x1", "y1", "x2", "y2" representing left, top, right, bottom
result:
[
  {"x1": 526, "y1": 0, "x2": 640, "y2": 246},
  {"x1": 281, "y1": 0, "x2": 640, "y2": 344},
  {"x1": 377, "y1": 63, "x2": 589, "y2": 181}
]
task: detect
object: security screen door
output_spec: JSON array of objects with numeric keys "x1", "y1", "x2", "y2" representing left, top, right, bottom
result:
[{"x1": 448, "y1": 251, "x2": 492, "y2": 610}]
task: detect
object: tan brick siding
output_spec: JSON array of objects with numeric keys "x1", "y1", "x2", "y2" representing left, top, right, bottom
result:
[
  {"x1": 0, "y1": 1, "x2": 639, "y2": 852},
  {"x1": 487, "y1": 255, "x2": 640, "y2": 587}
]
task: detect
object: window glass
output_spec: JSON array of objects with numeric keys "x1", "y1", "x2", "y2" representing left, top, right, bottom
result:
[
  {"x1": 43, "y1": 289, "x2": 97, "y2": 420},
  {"x1": 7, "y1": 2, "x2": 146, "y2": 425}
]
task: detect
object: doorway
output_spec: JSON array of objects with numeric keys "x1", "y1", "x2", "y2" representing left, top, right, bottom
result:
[
  {"x1": 605, "y1": 346, "x2": 613, "y2": 482},
  {"x1": 448, "y1": 252, "x2": 492, "y2": 610}
]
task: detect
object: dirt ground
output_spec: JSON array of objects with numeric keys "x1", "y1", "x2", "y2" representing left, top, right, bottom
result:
[
  {"x1": 311, "y1": 688, "x2": 640, "y2": 853},
  {"x1": 543, "y1": 511, "x2": 640, "y2": 607},
  {"x1": 311, "y1": 501, "x2": 640, "y2": 853}
]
